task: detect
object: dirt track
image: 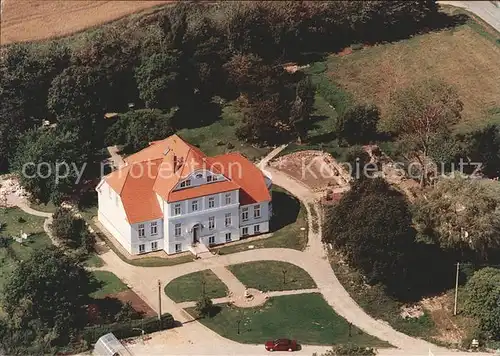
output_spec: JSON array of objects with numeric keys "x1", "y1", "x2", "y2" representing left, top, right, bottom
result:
[{"x1": 0, "y1": 0, "x2": 172, "y2": 45}]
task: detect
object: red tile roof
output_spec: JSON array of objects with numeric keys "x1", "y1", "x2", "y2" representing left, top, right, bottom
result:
[{"x1": 103, "y1": 135, "x2": 270, "y2": 223}]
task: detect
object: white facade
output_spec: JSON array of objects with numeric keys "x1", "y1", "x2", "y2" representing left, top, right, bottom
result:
[{"x1": 97, "y1": 172, "x2": 272, "y2": 256}]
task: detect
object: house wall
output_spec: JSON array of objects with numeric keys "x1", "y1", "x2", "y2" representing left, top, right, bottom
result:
[
  {"x1": 130, "y1": 218, "x2": 164, "y2": 254},
  {"x1": 97, "y1": 181, "x2": 132, "y2": 253},
  {"x1": 163, "y1": 189, "x2": 241, "y2": 254},
  {"x1": 239, "y1": 201, "x2": 272, "y2": 236}
]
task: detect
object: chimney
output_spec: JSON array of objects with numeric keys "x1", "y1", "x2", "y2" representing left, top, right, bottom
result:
[{"x1": 173, "y1": 155, "x2": 177, "y2": 173}]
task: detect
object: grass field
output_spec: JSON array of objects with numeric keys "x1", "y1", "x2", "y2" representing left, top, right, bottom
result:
[
  {"x1": 187, "y1": 294, "x2": 388, "y2": 346},
  {"x1": 214, "y1": 187, "x2": 308, "y2": 254},
  {"x1": 0, "y1": 0, "x2": 172, "y2": 45},
  {"x1": 0, "y1": 207, "x2": 47, "y2": 237},
  {"x1": 325, "y1": 24, "x2": 500, "y2": 133},
  {"x1": 228, "y1": 261, "x2": 316, "y2": 292},
  {"x1": 177, "y1": 102, "x2": 270, "y2": 162},
  {"x1": 164, "y1": 269, "x2": 228, "y2": 303},
  {"x1": 90, "y1": 271, "x2": 129, "y2": 299}
]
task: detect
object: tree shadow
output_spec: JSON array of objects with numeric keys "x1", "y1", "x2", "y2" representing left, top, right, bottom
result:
[
  {"x1": 173, "y1": 100, "x2": 222, "y2": 130},
  {"x1": 270, "y1": 190, "x2": 300, "y2": 232}
]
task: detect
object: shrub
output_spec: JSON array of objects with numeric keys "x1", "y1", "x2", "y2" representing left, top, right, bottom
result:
[
  {"x1": 336, "y1": 104, "x2": 380, "y2": 145},
  {"x1": 17, "y1": 217, "x2": 26, "y2": 223},
  {"x1": 82, "y1": 313, "x2": 174, "y2": 344},
  {"x1": 195, "y1": 295, "x2": 214, "y2": 318}
]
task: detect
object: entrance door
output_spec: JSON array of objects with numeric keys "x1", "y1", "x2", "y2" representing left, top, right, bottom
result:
[{"x1": 193, "y1": 226, "x2": 199, "y2": 244}]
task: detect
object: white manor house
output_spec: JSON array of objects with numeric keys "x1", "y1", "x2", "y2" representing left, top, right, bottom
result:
[{"x1": 96, "y1": 135, "x2": 272, "y2": 255}]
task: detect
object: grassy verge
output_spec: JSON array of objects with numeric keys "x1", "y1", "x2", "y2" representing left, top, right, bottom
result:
[
  {"x1": 84, "y1": 253, "x2": 105, "y2": 268},
  {"x1": 177, "y1": 102, "x2": 270, "y2": 162},
  {"x1": 328, "y1": 251, "x2": 436, "y2": 339},
  {"x1": 214, "y1": 187, "x2": 308, "y2": 254},
  {"x1": 308, "y1": 203, "x2": 319, "y2": 234},
  {"x1": 29, "y1": 201, "x2": 57, "y2": 214},
  {"x1": 186, "y1": 293, "x2": 389, "y2": 347},
  {"x1": 164, "y1": 270, "x2": 228, "y2": 303},
  {"x1": 228, "y1": 261, "x2": 316, "y2": 292},
  {"x1": 90, "y1": 271, "x2": 129, "y2": 299}
]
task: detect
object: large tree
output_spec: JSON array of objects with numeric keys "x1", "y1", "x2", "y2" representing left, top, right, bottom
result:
[
  {"x1": 105, "y1": 109, "x2": 175, "y2": 153},
  {"x1": 2, "y1": 247, "x2": 96, "y2": 343},
  {"x1": 464, "y1": 267, "x2": 500, "y2": 340},
  {"x1": 134, "y1": 51, "x2": 181, "y2": 110},
  {"x1": 461, "y1": 124, "x2": 500, "y2": 179},
  {"x1": 50, "y1": 207, "x2": 95, "y2": 252},
  {"x1": 383, "y1": 79, "x2": 463, "y2": 186},
  {"x1": 323, "y1": 178, "x2": 416, "y2": 289},
  {"x1": 413, "y1": 176, "x2": 500, "y2": 259},
  {"x1": 289, "y1": 76, "x2": 315, "y2": 143},
  {"x1": 336, "y1": 104, "x2": 380, "y2": 145},
  {"x1": 13, "y1": 128, "x2": 90, "y2": 205}
]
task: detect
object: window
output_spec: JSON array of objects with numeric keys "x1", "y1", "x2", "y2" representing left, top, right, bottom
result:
[
  {"x1": 196, "y1": 173, "x2": 203, "y2": 179},
  {"x1": 192, "y1": 200, "x2": 198, "y2": 211},
  {"x1": 151, "y1": 241, "x2": 158, "y2": 250},
  {"x1": 175, "y1": 243, "x2": 182, "y2": 253},
  {"x1": 185, "y1": 179, "x2": 191, "y2": 186},
  {"x1": 254, "y1": 224, "x2": 260, "y2": 234},
  {"x1": 138, "y1": 244, "x2": 145, "y2": 253},
  {"x1": 208, "y1": 216, "x2": 215, "y2": 230},
  {"x1": 174, "y1": 223, "x2": 181, "y2": 237},
  {"x1": 225, "y1": 213, "x2": 231, "y2": 227},
  {"x1": 208, "y1": 236, "x2": 215, "y2": 245},
  {"x1": 208, "y1": 197, "x2": 215, "y2": 208},
  {"x1": 151, "y1": 221, "x2": 158, "y2": 235},
  {"x1": 180, "y1": 181, "x2": 186, "y2": 188},
  {"x1": 138, "y1": 224, "x2": 145, "y2": 238},
  {"x1": 225, "y1": 233, "x2": 232, "y2": 242},
  {"x1": 207, "y1": 175, "x2": 213, "y2": 182},
  {"x1": 254, "y1": 205, "x2": 261, "y2": 219},
  {"x1": 241, "y1": 207, "x2": 248, "y2": 221},
  {"x1": 225, "y1": 193, "x2": 231, "y2": 205},
  {"x1": 212, "y1": 175, "x2": 217, "y2": 181},
  {"x1": 174, "y1": 203, "x2": 181, "y2": 216},
  {"x1": 242, "y1": 227, "x2": 249, "y2": 236}
]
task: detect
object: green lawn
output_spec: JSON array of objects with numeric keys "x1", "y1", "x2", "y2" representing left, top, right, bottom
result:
[
  {"x1": 84, "y1": 253, "x2": 105, "y2": 268},
  {"x1": 29, "y1": 201, "x2": 57, "y2": 214},
  {"x1": 228, "y1": 261, "x2": 316, "y2": 292},
  {"x1": 165, "y1": 269, "x2": 228, "y2": 303},
  {"x1": 187, "y1": 293, "x2": 389, "y2": 346},
  {"x1": 177, "y1": 102, "x2": 270, "y2": 162},
  {"x1": 90, "y1": 271, "x2": 129, "y2": 299},
  {"x1": 0, "y1": 207, "x2": 47, "y2": 237},
  {"x1": 214, "y1": 187, "x2": 308, "y2": 254}
]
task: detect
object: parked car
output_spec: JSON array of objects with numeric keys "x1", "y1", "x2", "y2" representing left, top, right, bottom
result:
[{"x1": 264, "y1": 339, "x2": 298, "y2": 352}]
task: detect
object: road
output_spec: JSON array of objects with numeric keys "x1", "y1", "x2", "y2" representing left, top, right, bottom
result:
[{"x1": 439, "y1": 1, "x2": 500, "y2": 32}]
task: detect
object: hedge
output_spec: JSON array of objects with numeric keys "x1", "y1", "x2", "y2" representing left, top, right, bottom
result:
[{"x1": 82, "y1": 313, "x2": 174, "y2": 344}]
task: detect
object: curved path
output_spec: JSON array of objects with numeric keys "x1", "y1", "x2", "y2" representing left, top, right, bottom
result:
[{"x1": 2, "y1": 154, "x2": 491, "y2": 355}]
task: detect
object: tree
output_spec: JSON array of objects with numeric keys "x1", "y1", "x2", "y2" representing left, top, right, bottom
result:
[
  {"x1": 342, "y1": 146, "x2": 374, "y2": 179},
  {"x1": 13, "y1": 128, "x2": 90, "y2": 205},
  {"x1": 464, "y1": 267, "x2": 500, "y2": 340},
  {"x1": 50, "y1": 207, "x2": 94, "y2": 251},
  {"x1": 236, "y1": 95, "x2": 290, "y2": 145},
  {"x1": 413, "y1": 176, "x2": 500, "y2": 259},
  {"x1": 461, "y1": 124, "x2": 500, "y2": 178},
  {"x1": 135, "y1": 51, "x2": 181, "y2": 110},
  {"x1": 3, "y1": 247, "x2": 96, "y2": 343},
  {"x1": 290, "y1": 77, "x2": 315, "y2": 142},
  {"x1": 336, "y1": 104, "x2": 380, "y2": 145},
  {"x1": 195, "y1": 295, "x2": 214, "y2": 318},
  {"x1": 105, "y1": 109, "x2": 175, "y2": 153},
  {"x1": 323, "y1": 178, "x2": 416, "y2": 291},
  {"x1": 383, "y1": 79, "x2": 463, "y2": 186}
]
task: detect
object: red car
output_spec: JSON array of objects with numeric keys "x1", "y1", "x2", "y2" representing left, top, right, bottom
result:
[{"x1": 265, "y1": 339, "x2": 298, "y2": 352}]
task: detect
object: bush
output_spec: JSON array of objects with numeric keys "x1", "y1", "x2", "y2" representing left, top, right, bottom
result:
[
  {"x1": 336, "y1": 104, "x2": 380, "y2": 145},
  {"x1": 195, "y1": 295, "x2": 214, "y2": 318},
  {"x1": 82, "y1": 313, "x2": 174, "y2": 344}
]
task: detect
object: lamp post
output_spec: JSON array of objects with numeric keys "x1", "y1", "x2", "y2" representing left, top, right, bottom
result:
[{"x1": 300, "y1": 227, "x2": 306, "y2": 242}]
